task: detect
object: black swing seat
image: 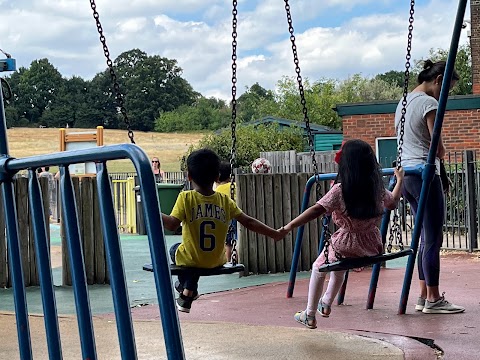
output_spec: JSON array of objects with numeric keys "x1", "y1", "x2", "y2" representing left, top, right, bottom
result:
[
  {"x1": 317, "y1": 249, "x2": 414, "y2": 272},
  {"x1": 143, "y1": 263, "x2": 245, "y2": 276}
]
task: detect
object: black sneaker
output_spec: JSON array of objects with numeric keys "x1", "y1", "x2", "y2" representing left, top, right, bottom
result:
[
  {"x1": 174, "y1": 281, "x2": 200, "y2": 300},
  {"x1": 176, "y1": 294, "x2": 193, "y2": 313}
]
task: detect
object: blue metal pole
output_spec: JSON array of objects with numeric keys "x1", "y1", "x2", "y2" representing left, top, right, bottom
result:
[
  {"x1": 367, "y1": 208, "x2": 392, "y2": 309},
  {"x1": 0, "y1": 80, "x2": 32, "y2": 359},
  {"x1": 135, "y1": 158, "x2": 185, "y2": 360},
  {"x1": 367, "y1": 179, "x2": 396, "y2": 309},
  {"x1": 59, "y1": 166, "x2": 97, "y2": 358},
  {"x1": 398, "y1": 0, "x2": 468, "y2": 314},
  {"x1": 1, "y1": 181, "x2": 33, "y2": 360},
  {"x1": 28, "y1": 170, "x2": 63, "y2": 359},
  {"x1": 96, "y1": 163, "x2": 137, "y2": 359},
  {"x1": 287, "y1": 175, "x2": 315, "y2": 297}
]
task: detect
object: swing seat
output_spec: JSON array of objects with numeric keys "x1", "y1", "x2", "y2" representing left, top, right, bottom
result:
[
  {"x1": 317, "y1": 249, "x2": 414, "y2": 272},
  {"x1": 143, "y1": 263, "x2": 245, "y2": 276}
]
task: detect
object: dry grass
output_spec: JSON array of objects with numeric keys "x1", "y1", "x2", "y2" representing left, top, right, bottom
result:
[{"x1": 7, "y1": 127, "x2": 206, "y2": 173}]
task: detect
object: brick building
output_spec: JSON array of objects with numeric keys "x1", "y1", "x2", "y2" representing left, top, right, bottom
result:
[{"x1": 336, "y1": 1, "x2": 480, "y2": 165}]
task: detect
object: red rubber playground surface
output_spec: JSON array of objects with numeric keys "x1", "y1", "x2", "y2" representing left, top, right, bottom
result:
[{"x1": 131, "y1": 252, "x2": 479, "y2": 360}]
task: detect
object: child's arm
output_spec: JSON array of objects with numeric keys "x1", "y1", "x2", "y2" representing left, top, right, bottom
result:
[
  {"x1": 391, "y1": 167, "x2": 405, "y2": 204},
  {"x1": 235, "y1": 213, "x2": 282, "y2": 241},
  {"x1": 161, "y1": 214, "x2": 181, "y2": 232},
  {"x1": 281, "y1": 203, "x2": 326, "y2": 233}
]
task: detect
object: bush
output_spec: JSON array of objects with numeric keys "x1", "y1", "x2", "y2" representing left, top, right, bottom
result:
[{"x1": 182, "y1": 123, "x2": 306, "y2": 169}]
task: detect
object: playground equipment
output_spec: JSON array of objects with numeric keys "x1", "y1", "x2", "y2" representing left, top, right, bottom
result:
[
  {"x1": 59, "y1": 126, "x2": 104, "y2": 175},
  {"x1": 0, "y1": 62, "x2": 185, "y2": 360},
  {"x1": 287, "y1": 0, "x2": 469, "y2": 316},
  {"x1": 0, "y1": 0, "x2": 469, "y2": 359}
]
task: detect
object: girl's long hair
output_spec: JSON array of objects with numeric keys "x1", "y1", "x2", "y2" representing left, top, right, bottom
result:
[{"x1": 337, "y1": 139, "x2": 384, "y2": 219}]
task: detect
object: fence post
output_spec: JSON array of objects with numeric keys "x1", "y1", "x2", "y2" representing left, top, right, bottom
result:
[{"x1": 465, "y1": 150, "x2": 478, "y2": 252}]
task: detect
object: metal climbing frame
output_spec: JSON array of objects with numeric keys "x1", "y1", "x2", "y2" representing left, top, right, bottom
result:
[{"x1": 0, "y1": 81, "x2": 185, "y2": 360}]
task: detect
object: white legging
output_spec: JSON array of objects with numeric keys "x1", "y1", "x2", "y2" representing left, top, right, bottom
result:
[{"x1": 306, "y1": 262, "x2": 347, "y2": 317}]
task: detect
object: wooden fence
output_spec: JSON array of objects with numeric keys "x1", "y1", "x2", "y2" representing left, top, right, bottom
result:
[
  {"x1": 0, "y1": 178, "x2": 50, "y2": 287},
  {"x1": 260, "y1": 150, "x2": 337, "y2": 173},
  {"x1": 236, "y1": 173, "x2": 328, "y2": 275},
  {"x1": 61, "y1": 176, "x2": 108, "y2": 286}
]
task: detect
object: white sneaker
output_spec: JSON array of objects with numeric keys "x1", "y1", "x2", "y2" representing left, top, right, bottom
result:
[
  {"x1": 422, "y1": 294, "x2": 465, "y2": 314},
  {"x1": 415, "y1": 297, "x2": 426, "y2": 311}
]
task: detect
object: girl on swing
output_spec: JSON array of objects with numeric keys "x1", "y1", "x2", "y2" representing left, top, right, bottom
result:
[{"x1": 278, "y1": 139, "x2": 404, "y2": 329}]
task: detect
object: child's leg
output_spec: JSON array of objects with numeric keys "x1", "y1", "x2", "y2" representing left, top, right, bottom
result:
[
  {"x1": 182, "y1": 274, "x2": 200, "y2": 297},
  {"x1": 321, "y1": 270, "x2": 348, "y2": 306},
  {"x1": 225, "y1": 245, "x2": 233, "y2": 262},
  {"x1": 306, "y1": 263, "x2": 328, "y2": 317}
]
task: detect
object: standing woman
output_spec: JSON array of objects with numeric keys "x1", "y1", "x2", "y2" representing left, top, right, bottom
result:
[
  {"x1": 394, "y1": 60, "x2": 464, "y2": 314},
  {"x1": 151, "y1": 157, "x2": 165, "y2": 183}
]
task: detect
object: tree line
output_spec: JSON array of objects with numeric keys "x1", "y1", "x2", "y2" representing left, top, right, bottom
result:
[{"x1": 1, "y1": 46, "x2": 471, "y2": 132}]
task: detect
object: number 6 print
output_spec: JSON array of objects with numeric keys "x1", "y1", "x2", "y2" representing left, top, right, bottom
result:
[{"x1": 200, "y1": 221, "x2": 216, "y2": 251}]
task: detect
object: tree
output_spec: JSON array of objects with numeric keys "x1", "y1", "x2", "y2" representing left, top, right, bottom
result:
[
  {"x1": 155, "y1": 97, "x2": 230, "y2": 132},
  {"x1": 375, "y1": 70, "x2": 407, "y2": 89},
  {"x1": 16, "y1": 59, "x2": 64, "y2": 124},
  {"x1": 266, "y1": 75, "x2": 402, "y2": 130},
  {"x1": 236, "y1": 83, "x2": 276, "y2": 122},
  {"x1": 410, "y1": 45, "x2": 472, "y2": 95},
  {"x1": 111, "y1": 49, "x2": 199, "y2": 131},
  {"x1": 39, "y1": 76, "x2": 103, "y2": 128},
  {"x1": 184, "y1": 123, "x2": 306, "y2": 168}
]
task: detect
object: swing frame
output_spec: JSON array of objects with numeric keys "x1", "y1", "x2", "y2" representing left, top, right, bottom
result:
[{"x1": 285, "y1": 2, "x2": 468, "y2": 315}]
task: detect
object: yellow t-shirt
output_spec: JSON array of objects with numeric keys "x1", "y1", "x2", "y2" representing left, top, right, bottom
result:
[
  {"x1": 170, "y1": 190, "x2": 242, "y2": 268},
  {"x1": 215, "y1": 182, "x2": 236, "y2": 200}
]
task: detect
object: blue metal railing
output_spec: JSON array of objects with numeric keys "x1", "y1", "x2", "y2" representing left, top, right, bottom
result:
[{"x1": 0, "y1": 132, "x2": 185, "y2": 358}]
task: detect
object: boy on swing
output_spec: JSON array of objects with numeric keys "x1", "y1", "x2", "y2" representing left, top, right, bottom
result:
[{"x1": 162, "y1": 148, "x2": 282, "y2": 313}]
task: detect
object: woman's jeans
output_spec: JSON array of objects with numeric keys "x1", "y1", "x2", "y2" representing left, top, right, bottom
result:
[{"x1": 402, "y1": 174, "x2": 444, "y2": 286}]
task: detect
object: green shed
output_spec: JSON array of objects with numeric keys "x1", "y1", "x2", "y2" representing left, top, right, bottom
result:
[{"x1": 248, "y1": 116, "x2": 343, "y2": 151}]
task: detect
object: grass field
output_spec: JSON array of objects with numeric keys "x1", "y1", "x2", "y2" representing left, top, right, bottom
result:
[{"x1": 7, "y1": 127, "x2": 206, "y2": 173}]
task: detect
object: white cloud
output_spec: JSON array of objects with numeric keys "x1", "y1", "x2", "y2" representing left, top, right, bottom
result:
[{"x1": 0, "y1": 0, "x2": 472, "y2": 100}]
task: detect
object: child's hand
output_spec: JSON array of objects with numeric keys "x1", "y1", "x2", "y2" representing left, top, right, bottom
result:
[
  {"x1": 394, "y1": 167, "x2": 405, "y2": 181},
  {"x1": 275, "y1": 224, "x2": 291, "y2": 240},
  {"x1": 271, "y1": 230, "x2": 285, "y2": 241}
]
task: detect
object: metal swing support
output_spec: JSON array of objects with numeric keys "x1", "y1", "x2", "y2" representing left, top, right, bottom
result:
[
  {"x1": 397, "y1": 0, "x2": 468, "y2": 314},
  {"x1": 286, "y1": 0, "x2": 468, "y2": 314},
  {"x1": 286, "y1": 166, "x2": 422, "y2": 298}
]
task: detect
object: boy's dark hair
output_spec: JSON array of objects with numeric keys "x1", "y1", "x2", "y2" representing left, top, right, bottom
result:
[
  {"x1": 187, "y1": 149, "x2": 220, "y2": 188},
  {"x1": 218, "y1": 161, "x2": 231, "y2": 182},
  {"x1": 337, "y1": 139, "x2": 384, "y2": 220},
  {"x1": 418, "y1": 60, "x2": 460, "y2": 84}
]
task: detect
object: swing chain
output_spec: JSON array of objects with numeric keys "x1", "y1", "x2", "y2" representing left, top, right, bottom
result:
[
  {"x1": 322, "y1": 220, "x2": 332, "y2": 264},
  {"x1": 89, "y1": 0, "x2": 135, "y2": 145},
  {"x1": 229, "y1": 0, "x2": 239, "y2": 266},
  {"x1": 284, "y1": 0, "x2": 321, "y2": 199},
  {"x1": 322, "y1": 217, "x2": 343, "y2": 264},
  {"x1": 387, "y1": 209, "x2": 404, "y2": 253},
  {"x1": 396, "y1": 0, "x2": 415, "y2": 168},
  {"x1": 388, "y1": 0, "x2": 414, "y2": 252}
]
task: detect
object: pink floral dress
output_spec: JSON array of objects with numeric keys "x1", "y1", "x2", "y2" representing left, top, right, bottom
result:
[{"x1": 314, "y1": 183, "x2": 397, "y2": 267}]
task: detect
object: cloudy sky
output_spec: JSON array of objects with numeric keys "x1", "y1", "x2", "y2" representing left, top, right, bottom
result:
[{"x1": 0, "y1": 0, "x2": 471, "y2": 99}]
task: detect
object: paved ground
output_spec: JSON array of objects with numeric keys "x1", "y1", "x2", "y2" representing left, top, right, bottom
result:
[{"x1": 0, "y1": 230, "x2": 478, "y2": 359}]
